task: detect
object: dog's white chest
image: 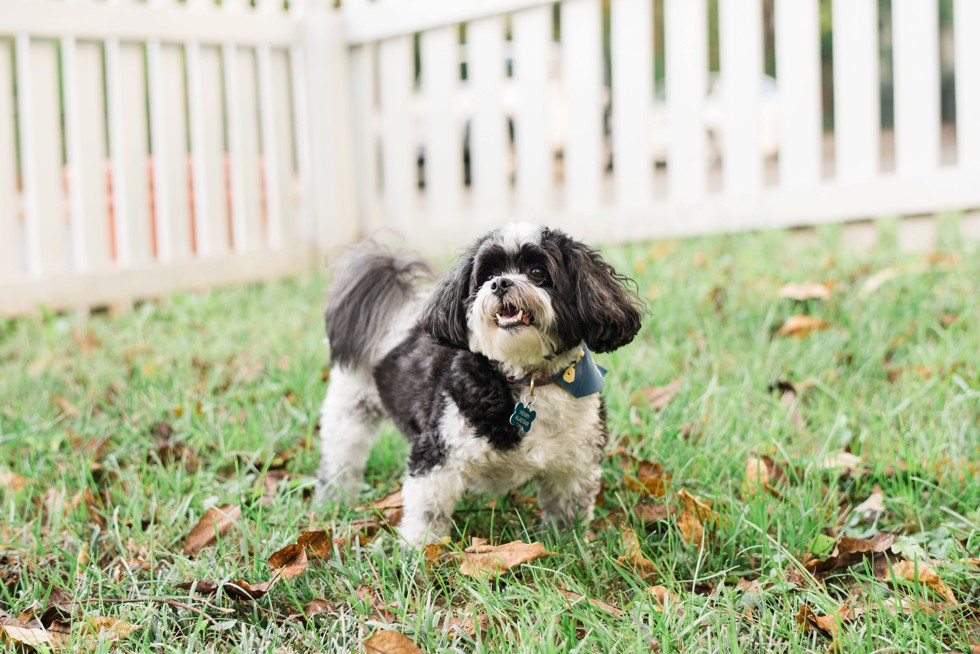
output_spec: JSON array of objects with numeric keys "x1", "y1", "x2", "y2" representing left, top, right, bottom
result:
[{"x1": 442, "y1": 386, "x2": 604, "y2": 494}]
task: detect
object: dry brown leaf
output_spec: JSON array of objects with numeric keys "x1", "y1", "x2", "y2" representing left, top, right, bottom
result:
[
  {"x1": 647, "y1": 585, "x2": 679, "y2": 612},
  {"x1": 884, "y1": 560, "x2": 957, "y2": 607},
  {"x1": 677, "y1": 490, "x2": 716, "y2": 523},
  {"x1": 677, "y1": 510, "x2": 704, "y2": 548},
  {"x1": 297, "y1": 530, "x2": 332, "y2": 560},
  {"x1": 175, "y1": 578, "x2": 275, "y2": 602},
  {"x1": 363, "y1": 630, "x2": 423, "y2": 654},
  {"x1": 267, "y1": 543, "x2": 309, "y2": 580},
  {"x1": 796, "y1": 603, "x2": 852, "y2": 639},
  {"x1": 860, "y1": 268, "x2": 900, "y2": 295},
  {"x1": 0, "y1": 470, "x2": 28, "y2": 492},
  {"x1": 776, "y1": 315, "x2": 832, "y2": 337},
  {"x1": 302, "y1": 598, "x2": 331, "y2": 620},
  {"x1": 625, "y1": 460, "x2": 671, "y2": 497},
  {"x1": 616, "y1": 526, "x2": 658, "y2": 578},
  {"x1": 356, "y1": 489, "x2": 403, "y2": 512},
  {"x1": 560, "y1": 589, "x2": 623, "y2": 616},
  {"x1": 854, "y1": 492, "x2": 886, "y2": 514},
  {"x1": 458, "y1": 540, "x2": 553, "y2": 578},
  {"x1": 1, "y1": 624, "x2": 68, "y2": 648},
  {"x1": 639, "y1": 377, "x2": 682, "y2": 411},
  {"x1": 53, "y1": 396, "x2": 80, "y2": 417},
  {"x1": 441, "y1": 606, "x2": 490, "y2": 638},
  {"x1": 85, "y1": 616, "x2": 140, "y2": 640},
  {"x1": 423, "y1": 543, "x2": 445, "y2": 565},
  {"x1": 818, "y1": 451, "x2": 864, "y2": 474},
  {"x1": 805, "y1": 532, "x2": 895, "y2": 579},
  {"x1": 183, "y1": 504, "x2": 241, "y2": 556},
  {"x1": 778, "y1": 282, "x2": 832, "y2": 302},
  {"x1": 743, "y1": 457, "x2": 772, "y2": 496}
]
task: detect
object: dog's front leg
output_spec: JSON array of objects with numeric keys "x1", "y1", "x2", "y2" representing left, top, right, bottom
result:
[
  {"x1": 537, "y1": 463, "x2": 602, "y2": 531},
  {"x1": 398, "y1": 465, "x2": 464, "y2": 546}
]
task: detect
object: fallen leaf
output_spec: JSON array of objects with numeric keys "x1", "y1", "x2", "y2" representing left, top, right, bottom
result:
[
  {"x1": 677, "y1": 510, "x2": 704, "y2": 548},
  {"x1": 854, "y1": 492, "x2": 886, "y2": 514},
  {"x1": 297, "y1": 530, "x2": 332, "y2": 560},
  {"x1": 355, "y1": 585, "x2": 396, "y2": 623},
  {"x1": 647, "y1": 585, "x2": 679, "y2": 612},
  {"x1": 267, "y1": 543, "x2": 309, "y2": 580},
  {"x1": 818, "y1": 451, "x2": 864, "y2": 474},
  {"x1": 796, "y1": 603, "x2": 859, "y2": 643},
  {"x1": 85, "y1": 616, "x2": 140, "y2": 640},
  {"x1": 560, "y1": 589, "x2": 623, "y2": 616},
  {"x1": 743, "y1": 456, "x2": 776, "y2": 497},
  {"x1": 183, "y1": 504, "x2": 242, "y2": 556},
  {"x1": 458, "y1": 540, "x2": 553, "y2": 578},
  {"x1": 356, "y1": 489, "x2": 403, "y2": 512},
  {"x1": 423, "y1": 543, "x2": 445, "y2": 565},
  {"x1": 0, "y1": 470, "x2": 28, "y2": 492},
  {"x1": 53, "y1": 396, "x2": 80, "y2": 417},
  {"x1": 363, "y1": 630, "x2": 423, "y2": 654},
  {"x1": 1, "y1": 624, "x2": 68, "y2": 648},
  {"x1": 303, "y1": 598, "x2": 332, "y2": 620},
  {"x1": 805, "y1": 532, "x2": 895, "y2": 579},
  {"x1": 624, "y1": 460, "x2": 671, "y2": 497},
  {"x1": 677, "y1": 489, "x2": 715, "y2": 524},
  {"x1": 778, "y1": 282, "x2": 832, "y2": 302},
  {"x1": 776, "y1": 315, "x2": 832, "y2": 338},
  {"x1": 441, "y1": 606, "x2": 490, "y2": 638},
  {"x1": 860, "y1": 268, "x2": 900, "y2": 295},
  {"x1": 616, "y1": 526, "x2": 658, "y2": 578},
  {"x1": 884, "y1": 560, "x2": 957, "y2": 607},
  {"x1": 639, "y1": 377, "x2": 682, "y2": 411}
]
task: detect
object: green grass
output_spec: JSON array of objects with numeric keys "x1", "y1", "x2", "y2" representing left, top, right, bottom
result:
[{"x1": 1, "y1": 222, "x2": 978, "y2": 653}]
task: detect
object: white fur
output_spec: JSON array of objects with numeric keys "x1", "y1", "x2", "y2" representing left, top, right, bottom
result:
[{"x1": 399, "y1": 385, "x2": 604, "y2": 545}]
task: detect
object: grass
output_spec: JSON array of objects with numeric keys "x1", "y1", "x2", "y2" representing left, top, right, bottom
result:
[{"x1": 1, "y1": 221, "x2": 978, "y2": 653}]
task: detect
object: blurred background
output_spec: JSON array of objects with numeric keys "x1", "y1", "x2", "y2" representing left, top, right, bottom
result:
[{"x1": 0, "y1": 0, "x2": 977, "y2": 315}]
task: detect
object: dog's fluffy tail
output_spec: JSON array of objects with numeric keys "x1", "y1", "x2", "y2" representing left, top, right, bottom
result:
[{"x1": 325, "y1": 242, "x2": 432, "y2": 370}]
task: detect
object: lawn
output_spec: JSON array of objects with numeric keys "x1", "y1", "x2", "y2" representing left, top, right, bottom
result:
[{"x1": 1, "y1": 221, "x2": 978, "y2": 653}]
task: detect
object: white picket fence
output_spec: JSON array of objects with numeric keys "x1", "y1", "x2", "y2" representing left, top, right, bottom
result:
[
  {"x1": 0, "y1": 0, "x2": 354, "y2": 315},
  {"x1": 1, "y1": 0, "x2": 979, "y2": 315},
  {"x1": 345, "y1": 0, "x2": 980, "y2": 249}
]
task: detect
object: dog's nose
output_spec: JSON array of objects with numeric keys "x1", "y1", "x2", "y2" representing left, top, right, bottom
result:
[{"x1": 490, "y1": 276, "x2": 512, "y2": 295}]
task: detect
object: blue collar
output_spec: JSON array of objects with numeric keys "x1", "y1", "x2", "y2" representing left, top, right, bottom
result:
[{"x1": 506, "y1": 345, "x2": 607, "y2": 398}]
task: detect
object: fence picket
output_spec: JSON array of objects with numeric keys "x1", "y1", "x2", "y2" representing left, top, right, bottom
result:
[
  {"x1": 222, "y1": 3, "x2": 249, "y2": 253},
  {"x1": 119, "y1": 42, "x2": 153, "y2": 264},
  {"x1": 892, "y1": 0, "x2": 940, "y2": 176},
  {"x1": 0, "y1": 38, "x2": 18, "y2": 278},
  {"x1": 832, "y1": 0, "x2": 879, "y2": 183},
  {"x1": 467, "y1": 16, "x2": 509, "y2": 225},
  {"x1": 512, "y1": 5, "x2": 552, "y2": 217},
  {"x1": 237, "y1": 48, "x2": 265, "y2": 250},
  {"x1": 378, "y1": 35, "x2": 416, "y2": 234},
  {"x1": 610, "y1": 0, "x2": 652, "y2": 210},
  {"x1": 719, "y1": 0, "x2": 762, "y2": 195},
  {"x1": 561, "y1": 0, "x2": 603, "y2": 213},
  {"x1": 74, "y1": 40, "x2": 111, "y2": 271},
  {"x1": 272, "y1": 49, "x2": 298, "y2": 245},
  {"x1": 421, "y1": 26, "x2": 462, "y2": 234},
  {"x1": 145, "y1": 0, "x2": 172, "y2": 263},
  {"x1": 18, "y1": 36, "x2": 67, "y2": 276},
  {"x1": 60, "y1": 32, "x2": 87, "y2": 272},
  {"x1": 955, "y1": 0, "x2": 980, "y2": 172},
  {"x1": 775, "y1": 0, "x2": 821, "y2": 189},
  {"x1": 256, "y1": 41, "x2": 283, "y2": 249},
  {"x1": 202, "y1": 45, "x2": 230, "y2": 255},
  {"x1": 665, "y1": 0, "x2": 707, "y2": 204},
  {"x1": 159, "y1": 42, "x2": 192, "y2": 261}
]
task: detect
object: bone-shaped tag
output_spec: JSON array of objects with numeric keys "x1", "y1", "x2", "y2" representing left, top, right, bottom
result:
[{"x1": 509, "y1": 402, "x2": 537, "y2": 433}]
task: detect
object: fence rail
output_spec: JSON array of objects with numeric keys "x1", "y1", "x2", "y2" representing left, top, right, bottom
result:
[
  {"x1": 1, "y1": 0, "x2": 978, "y2": 316},
  {"x1": 343, "y1": 0, "x2": 980, "y2": 251}
]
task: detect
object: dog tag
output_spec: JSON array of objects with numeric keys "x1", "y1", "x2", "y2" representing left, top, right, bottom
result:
[
  {"x1": 562, "y1": 366, "x2": 576, "y2": 383},
  {"x1": 509, "y1": 402, "x2": 537, "y2": 433}
]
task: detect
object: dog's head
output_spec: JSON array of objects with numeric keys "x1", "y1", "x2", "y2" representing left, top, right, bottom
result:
[{"x1": 420, "y1": 223, "x2": 643, "y2": 373}]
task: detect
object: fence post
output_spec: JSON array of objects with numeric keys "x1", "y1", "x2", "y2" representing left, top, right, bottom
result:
[{"x1": 302, "y1": 0, "x2": 359, "y2": 262}]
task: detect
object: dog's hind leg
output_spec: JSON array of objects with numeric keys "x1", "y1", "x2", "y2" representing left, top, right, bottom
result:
[{"x1": 315, "y1": 368, "x2": 383, "y2": 502}]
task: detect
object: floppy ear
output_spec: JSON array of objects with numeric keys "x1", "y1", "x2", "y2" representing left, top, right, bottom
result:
[
  {"x1": 553, "y1": 233, "x2": 644, "y2": 353},
  {"x1": 419, "y1": 249, "x2": 476, "y2": 349}
]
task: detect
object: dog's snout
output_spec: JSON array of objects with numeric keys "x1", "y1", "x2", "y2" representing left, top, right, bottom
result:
[{"x1": 490, "y1": 276, "x2": 513, "y2": 296}]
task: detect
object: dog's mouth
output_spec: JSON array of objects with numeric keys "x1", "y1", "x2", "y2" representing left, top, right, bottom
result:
[{"x1": 494, "y1": 302, "x2": 534, "y2": 329}]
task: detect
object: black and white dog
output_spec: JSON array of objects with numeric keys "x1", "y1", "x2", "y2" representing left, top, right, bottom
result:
[{"x1": 316, "y1": 223, "x2": 643, "y2": 545}]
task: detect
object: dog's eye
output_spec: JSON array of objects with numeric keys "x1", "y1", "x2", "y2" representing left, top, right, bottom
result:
[{"x1": 528, "y1": 266, "x2": 548, "y2": 283}]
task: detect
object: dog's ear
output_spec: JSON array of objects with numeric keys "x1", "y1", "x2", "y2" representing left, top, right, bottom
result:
[
  {"x1": 420, "y1": 248, "x2": 475, "y2": 349},
  {"x1": 549, "y1": 231, "x2": 644, "y2": 353}
]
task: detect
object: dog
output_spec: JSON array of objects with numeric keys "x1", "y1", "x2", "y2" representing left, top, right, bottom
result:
[{"x1": 315, "y1": 223, "x2": 643, "y2": 545}]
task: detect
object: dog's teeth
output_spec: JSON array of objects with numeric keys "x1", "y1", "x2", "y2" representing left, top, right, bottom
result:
[{"x1": 516, "y1": 310, "x2": 523, "y2": 321}]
